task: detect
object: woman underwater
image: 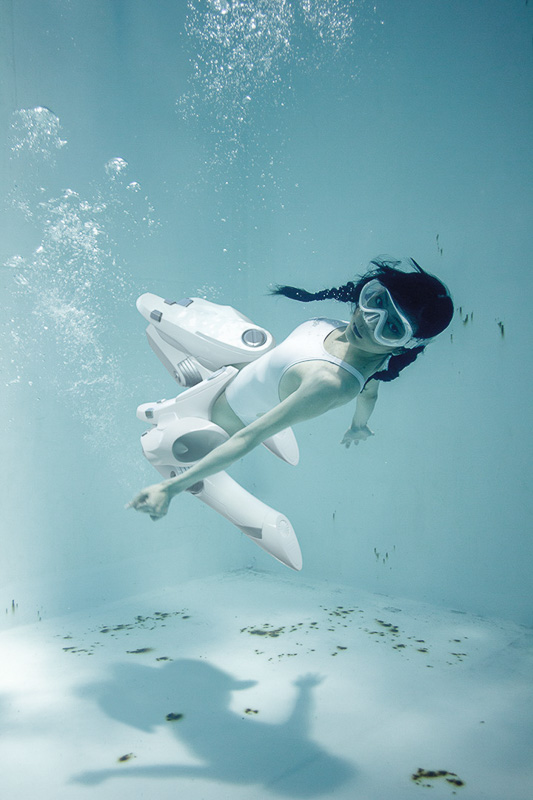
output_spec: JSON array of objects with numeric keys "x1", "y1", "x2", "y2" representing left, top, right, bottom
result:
[{"x1": 128, "y1": 255, "x2": 453, "y2": 521}]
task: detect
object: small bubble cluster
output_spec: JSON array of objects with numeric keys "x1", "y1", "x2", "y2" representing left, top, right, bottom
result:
[
  {"x1": 300, "y1": 0, "x2": 356, "y2": 52},
  {"x1": 3, "y1": 110, "x2": 159, "y2": 457},
  {"x1": 178, "y1": 0, "x2": 371, "y2": 171},
  {"x1": 9, "y1": 106, "x2": 67, "y2": 162},
  {"x1": 104, "y1": 157, "x2": 129, "y2": 178}
]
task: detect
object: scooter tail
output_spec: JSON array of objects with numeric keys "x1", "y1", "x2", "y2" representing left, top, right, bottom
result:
[{"x1": 189, "y1": 473, "x2": 303, "y2": 571}]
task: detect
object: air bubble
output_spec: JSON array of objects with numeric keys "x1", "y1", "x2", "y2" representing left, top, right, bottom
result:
[
  {"x1": 105, "y1": 157, "x2": 129, "y2": 178},
  {"x1": 4, "y1": 255, "x2": 25, "y2": 270},
  {"x1": 213, "y1": 0, "x2": 230, "y2": 14},
  {"x1": 10, "y1": 107, "x2": 67, "y2": 161},
  {"x1": 3, "y1": 120, "x2": 160, "y2": 465},
  {"x1": 178, "y1": 0, "x2": 374, "y2": 182}
]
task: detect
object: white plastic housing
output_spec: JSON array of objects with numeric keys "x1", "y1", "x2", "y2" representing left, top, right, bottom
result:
[
  {"x1": 137, "y1": 294, "x2": 275, "y2": 373},
  {"x1": 137, "y1": 365, "x2": 302, "y2": 570}
]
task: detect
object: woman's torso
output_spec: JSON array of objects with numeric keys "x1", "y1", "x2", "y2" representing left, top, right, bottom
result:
[{"x1": 212, "y1": 318, "x2": 386, "y2": 435}]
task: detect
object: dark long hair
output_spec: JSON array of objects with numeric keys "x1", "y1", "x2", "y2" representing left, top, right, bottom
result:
[{"x1": 271, "y1": 255, "x2": 453, "y2": 382}]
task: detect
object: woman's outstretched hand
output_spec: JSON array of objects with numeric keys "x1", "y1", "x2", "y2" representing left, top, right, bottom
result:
[
  {"x1": 341, "y1": 424, "x2": 374, "y2": 449},
  {"x1": 126, "y1": 481, "x2": 175, "y2": 521}
]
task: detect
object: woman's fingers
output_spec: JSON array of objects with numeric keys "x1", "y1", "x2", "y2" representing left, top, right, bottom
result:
[
  {"x1": 127, "y1": 491, "x2": 157, "y2": 514},
  {"x1": 341, "y1": 435, "x2": 360, "y2": 448},
  {"x1": 130, "y1": 494, "x2": 149, "y2": 511},
  {"x1": 127, "y1": 484, "x2": 171, "y2": 520}
]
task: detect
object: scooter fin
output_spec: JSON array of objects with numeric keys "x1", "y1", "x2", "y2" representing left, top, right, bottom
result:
[
  {"x1": 262, "y1": 427, "x2": 299, "y2": 466},
  {"x1": 189, "y1": 472, "x2": 303, "y2": 571}
]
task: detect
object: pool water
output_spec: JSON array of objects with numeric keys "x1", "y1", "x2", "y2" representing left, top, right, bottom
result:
[{"x1": 1, "y1": 2, "x2": 532, "y2": 797}]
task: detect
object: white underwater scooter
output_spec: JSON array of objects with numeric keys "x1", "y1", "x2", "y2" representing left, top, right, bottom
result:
[{"x1": 135, "y1": 293, "x2": 303, "y2": 571}]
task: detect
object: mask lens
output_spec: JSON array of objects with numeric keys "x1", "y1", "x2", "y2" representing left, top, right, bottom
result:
[
  {"x1": 381, "y1": 307, "x2": 406, "y2": 341},
  {"x1": 362, "y1": 284, "x2": 387, "y2": 310},
  {"x1": 359, "y1": 281, "x2": 413, "y2": 346}
]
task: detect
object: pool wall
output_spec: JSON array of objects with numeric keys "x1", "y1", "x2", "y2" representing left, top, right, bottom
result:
[{"x1": 1, "y1": 0, "x2": 532, "y2": 627}]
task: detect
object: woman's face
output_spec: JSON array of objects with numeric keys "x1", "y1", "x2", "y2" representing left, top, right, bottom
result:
[{"x1": 346, "y1": 305, "x2": 403, "y2": 356}]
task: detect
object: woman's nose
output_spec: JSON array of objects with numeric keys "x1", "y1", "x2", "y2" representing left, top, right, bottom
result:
[{"x1": 363, "y1": 310, "x2": 381, "y2": 327}]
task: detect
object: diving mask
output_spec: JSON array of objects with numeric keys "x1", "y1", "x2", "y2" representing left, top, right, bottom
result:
[{"x1": 358, "y1": 280, "x2": 431, "y2": 349}]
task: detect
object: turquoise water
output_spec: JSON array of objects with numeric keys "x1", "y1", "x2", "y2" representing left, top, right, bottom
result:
[
  {"x1": 1, "y1": 0, "x2": 532, "y2": 622},
  {"x1": 1, "y1": 2, "x2": 532, "y2": 798}
]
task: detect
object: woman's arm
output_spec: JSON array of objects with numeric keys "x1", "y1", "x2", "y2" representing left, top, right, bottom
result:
[
  {"x1": 341, "y1": 378, "x2": 380, "y2": 448},
  {"x1": 128, "y1": 372, "x2": 350, "y2": 518}
]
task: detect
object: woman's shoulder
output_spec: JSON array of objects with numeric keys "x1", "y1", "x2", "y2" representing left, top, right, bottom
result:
[
  {"x1": 309, "y1": 316, "x2": 347, "y2": 327},
  {"x1": 289, "y1": 317, "x2": 347, "y2": 334},
  {"x1": 289, "y1": 358, "x2": 361, "y2": 399}
]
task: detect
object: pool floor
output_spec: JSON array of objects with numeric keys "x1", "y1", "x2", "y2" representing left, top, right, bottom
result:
[{"x1": 1, "y1": 570, "x2": 531, "y2": 799}]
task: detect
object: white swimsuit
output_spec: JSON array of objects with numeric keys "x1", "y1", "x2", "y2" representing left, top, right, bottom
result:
[{"x1": 225, "y1": 318, "x2": 366, "y2": 426}]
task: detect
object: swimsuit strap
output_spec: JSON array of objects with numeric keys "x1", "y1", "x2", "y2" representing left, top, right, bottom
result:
[
  {"x1": 321, "y1": 320, "x2": 366, "y2": 389},
  {"x1": 286, "y1": 319, "x2": 366, "y2": 390},
  {"x1": 323, "y1": 350, "x2": 366, "y2": 388}
]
